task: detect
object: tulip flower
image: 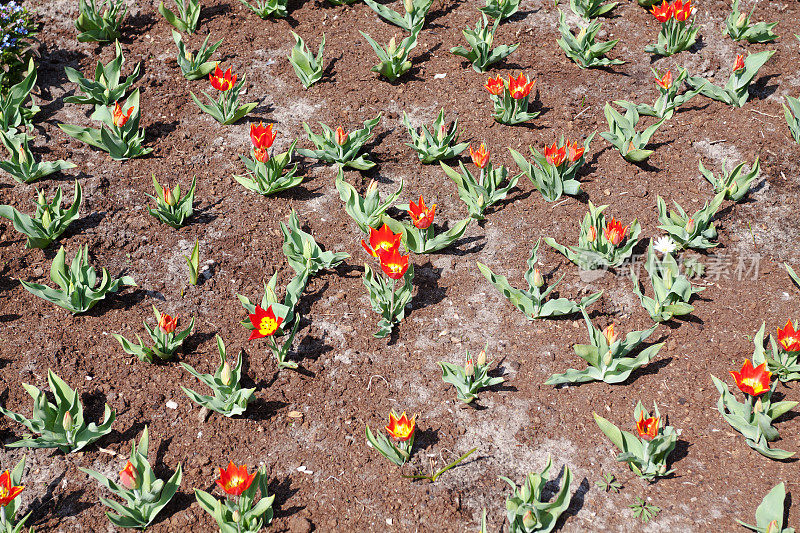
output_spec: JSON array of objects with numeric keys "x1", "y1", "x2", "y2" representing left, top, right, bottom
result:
[
  {"x1": 385, "y1": 410, "x2": 415, "y2": 441},
  {"x1": 408, "y1": 196, "x2": 436, "y2": 229},
  {"x1": 209, "y1": 65, "x2": 236, "y2": 91},
  {"x1": 673, "y1": 0, "x2": 693, "y2": 22},
  {"x1": 112, "y1": 102, "x2": 134, "y2": 127},
  {"x1": 730, "y1": 359, "x2": 771, "y2": 397},
  {"x1": 119, "y1": 461, "x2": 140, "y2": 490},
  {"x1": 532, "y1": 268, "x2": 544, "y2": 288},
  {"x1": 378, "y1": 246, "x2": 409, "y2": 280},
  {"x1": 588, "y1": 226, "x2": 597, "y2": 242},
  {"x1": 162, "y1": 186, "x2": 176, "y2": 206},
  {"x1": 248, "y1": 305, "x2": 283, "y2": 340},
  {"x1": 485, "y1": 75, "x2": 504, "y2": 96},
  {"x1": 566, "y1": 140, "x2": 585, "y2": 162},
  {"x1": 216, "y1": 461, "x2": 256, "y2": 497},
  {"x1": 469, "y1": 143, "x2": 490, "y2": 169},
  {"x1": 777, "y1": 320, "x2": 800, "y2": 352},
  {"x1": 602, "y1": 324, "x2": 618, "y2": 345},
  {"x1": 636, "y1": 413, "x2": 659, "y2": 441},
  {"x1": 655, "y1": 69, "x2": 673, "y2": 90},
  {"x1": 158, "y1": 312, "x2": 179, "y2": 334},
  {"x1": 733, "y1": 54, "x2": 745, "y2": 72},
  {"x1": 650, "y1": 0, "x2": 674, "y2": 22},
  {"x1": 603, "y1": 217, "x2": 629, "y2": 246},
  {"x1": 250, "y1": 122, "x2": 276, "y2": 151},
  {"x1": 335, "y1": 126, "x2": 348, "y2": 146},
  {"x1": 0, "y1": 470, "x2": 23, "y2": 507},
  {"x1": 544, "y1": 141, "x2": 567, "y2": 167},
  {"x1": 508, "y1": 73, "x2": 535, "y2": 99},
  {"x1": 361, "y1": 224, "x2": 402, "y2": 258}
]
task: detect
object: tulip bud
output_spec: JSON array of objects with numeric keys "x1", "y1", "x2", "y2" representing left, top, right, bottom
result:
[
  {"x1": 736, "y1": 12, "x2": 747, "y2": 28},
  {"x1": 658, "y1": 464, "x2": 667, "y2": 474},
  {"x1": 602, "y1": 350, "x2": 613, "y2": 367},
  {"x1": 62, "y1": 411, "x2": 73, "y2": 431},
  {"x1": 477, "y1": 349, "x2": 487, "y2": 367},
  {"x1": 602, "y1": 324, "x2": 618, "y2": 345},
  {"x1": 532, "y1": 268, "x2": 544, "y2": 288},
  {"x1": 232, "y1": 510, "x2": 241, "y2": 523},
  {"x1": 185, "y1": 50, "x2": 193, "y2": 61},
  {"x1": 577, "y1": 26, "x2": 587, "y2": 41},
  {"x1": 486, "y1": 33, "x2": 494, "y2": 48},
  {"x1": 303, "y1": 239, "x2": 313, "y2": 260},
  {"x1": 664, "y1": 273, "x2": 673, "y2": 291},
  {"x1": 685, "y1": 218, "x2": 695, "y2": 235},
  {"x1": 522, "y1": 510, "x2": 536, "y2": 529},
  {"x1": 41, "y1": 209, "x2": 52, "y2": 230},
  {"x1": 18, "y1": 143, "x2": 26, "y2": 162},
  {"x1": 766, "y1": 520, "x2": 779, "y2": 533},
  {"x1": 335, "y1": 127, "x2": 347, "y2": 146},
  {"x1": 404, "y1": 0, "x2": 413, "y2": 13},
  {"x1": 163, "y1": 186, "x2": 176, "y2": 206},
  {"x1": 727, "y1": 182, "x2": 738, "y2": 196},
  {"x1": 754, "y1": 397, "x2": 763, "y2": 413},
  {"x1": 221, "y1": 361, "x2": 232, "y2": 386},
  {"x1": 366, "y1": 180, "x2": 378, "y2": 197},
  {"x1": 437, "y1": 123, "x2": 447, "y2": 144},
  {"x1": 119, "y1": 461, "x2": 140, "y2": 490},
  {"x1": 387, "y1": 37, "x2": 397, "y2": 56},
  {"x1": 464, "y1": 358, "x2": 474, "y2": 376},
  {"x1": 587, "y1": 226, "x2": 597, "y2": 242},
  {"x1": 477, "y1": 193, "x2": 484, "y2": 207},
  {"x1": 36, "y1": 190, "x2": 46, "y2": 205}
]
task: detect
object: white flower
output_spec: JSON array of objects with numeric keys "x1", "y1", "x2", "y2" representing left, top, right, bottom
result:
[{"x1": 653, "y1": 236, "x2": 677, "y2": 255}]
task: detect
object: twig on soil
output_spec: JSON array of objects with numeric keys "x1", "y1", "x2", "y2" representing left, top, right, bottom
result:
[
  {"x1": 749, "y1": 109, "x2": 778, "y2": 119},
  {"x1": 367, "y1": 374, "x2": 389, "y2": 390},
  {"x1": 551, "y1": 199, "x2": 569, "y2": 209},
  {"x1": 574, "y1": 106, "x2": 592, "y2": 120}
]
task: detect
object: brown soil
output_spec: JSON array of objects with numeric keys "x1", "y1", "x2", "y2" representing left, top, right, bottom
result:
[{"x1": 1, "y1": 0, "x2": 799, "y2": 531}]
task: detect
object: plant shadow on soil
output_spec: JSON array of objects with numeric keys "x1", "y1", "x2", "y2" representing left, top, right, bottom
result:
[
  {"x1": 556, "y1": 475, "x2": 590, "y2": 529},
  {"x1": 28, "y1": 470, "x2": 92, "y2": 528}
]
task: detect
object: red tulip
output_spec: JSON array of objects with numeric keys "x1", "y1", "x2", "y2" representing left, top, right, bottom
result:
[
  {"x1": 655, "y1": 70, "x2": 673, "y2": 90},
  {"x1": 566, "y1": 140, "x2": 584, "y2": 162},
  {"x1": 216, "y1": 462, "x2": 256, "y2": 497},
  {"x1": 362, "y1": 224, "x2": 402, "y2": 258},
  {"x1": 408, "y1": 196, "x2": 436, "y2": 229},
  {"x1": 777, "y1": 320, "x2": 800, "y2": 352},
  {"x1": 163, "y1": 185, "x2": 176, "y2": 206},
  {"x1": 119, "y1": 461, "x2": 140, "y2": 490},
  {"x1": 250, "y1": 122, "x2": 276, "y2": 150},
  {"x1": 248, "y1": 305, "x2": 283, "y2": 340},
  {"x1": 544, "y1": 141, "x2": 567, "y2": 167},
  {"x1": 733, "y1": 54, "x2": 745, "y2": 72},
  {"x1": 158, "y1": 312, "x2": 179, "y2": 334},
  {"x1": 377, "y1": 246, "x2": 409, "y2": 280},
  {"x1": 636, "y1": 413, "x2": 659, "y2": 441},
  {"x1": 112, "y1": 102, "x2": 134, "y2": 127},
  {"x1": 603, "y1": 217, "x2": 629, "y2": 246},
  {"x1": 485, "y1": 75, "x2": 504, "y2": 96},
  {"x1": 335, "y1": 127, "x2": 348, "y2": 145},
  {"x1": 730, "y1": 359, "x2": 772, "y2": 397},
  {"x1": 254, "y1": 148, "x2": 269, "y2": 163},
  {"x1": 650, "y1": 0, "x2": 674, "y2": 22},
  {"x1": 673, "y1": 0, "x2": 693, "y2": 21},
  {"x1": 0, "y1": 470, "x2": 23, "y2": 507},
  {"x1": 209, "y1": 65, "x2": 236, "y2": 91},
  {"x1": 469, "y1": 143, "x2": 490, "y2": 169},
  {"x1": 508, "y1": 73, "x2": 535, "y2": 100},
  {"x1": 385, "y1": 411, "x2": 415, "y2": 441}
]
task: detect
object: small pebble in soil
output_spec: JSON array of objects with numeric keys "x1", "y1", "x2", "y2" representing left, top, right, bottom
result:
[{"x1": 166, "y1": 400, "x2": 178, "y2": 409}]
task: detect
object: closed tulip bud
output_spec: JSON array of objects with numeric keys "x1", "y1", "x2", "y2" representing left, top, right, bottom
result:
[
  {"x1": 477, "y1": 193, "x2": 484, "y2": 207},
  {"x1": 577, "y1": 26, "x2": 587, "y2": 41},
  {"x1": 41, "y1": 209, "x2": 52, "y2": 229},
  {"x1": 766, "y1": 520, "x2": 779, "y2": 533},
  {"x1": 685, "y1": 217, "x2": 695, "y2": 234},
  {"x1": 588, "y1": 226, "x2": 597, "y2": 242},
  {"x1": 388, "y1": 37, "x2": 397, "y2": 56},
  {"x1": 464, "y1": 358, "x2": 474, "y2": 376},
  {"x1": 185, "y1": 50, "x2": 193, "y2": 61},
  {"x1": 522, "y1": 510, "x2": 536, "y2": 529},
  {"x1": 437, "y1": 123, "x2": 447, "y2": 144},
  {"x1": 232, "y1": 510, "x2": 241, "y2": 523},
  {"x1": 221, "y1": 361, "x2": 232, "y2": 386},
  {"x1": 366, "y1": 180, "x2": 378, "y2": 197},
  {"x1": 37, "y1": 190, "x2": 46, "y2": 205},
  {"x1": 303, "y1": 239, "x2": 313, "y2": 260},
  {"x1": 658, "y1": 464, "x2": 667, "y2": 474},
  {"x1": 62, "y1": 411, "x2": 73, "y2": 431},
  {"x1": 602, "y1": 350, "x2": 613, "y2": 367},
  {"x1": 728, "y1": 182, "x2": 738, "y2": 195},
  {"x1": 163, "y1": 186, "x2": 176, "y2": 206},
  {"x1": 404, "y1": 0, "x2": 413, "y2": 13},
  {"x1": 119, "y1": 461, "x2": 140, "y2": 490},
  {"x1": 736, "y1": 12, "x2": 747, "y2": 28},
  {"x1": 477, "y1": 349, "x2": 487, "y2": 367},
  {"x1": 532, "y1": 268, "x2": 544, "y2": 288},
  {"x1": 754, "y1": 397, "x2": 763, "y2": 413}
]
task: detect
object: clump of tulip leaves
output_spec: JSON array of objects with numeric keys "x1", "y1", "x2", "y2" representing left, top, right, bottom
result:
[
  {"x1": 546, "y1": 309, "x2": 662, "y2": 385},
  {"x1": 336, "y1": 171, "x2": 403, "y2": 235},
  {"x1": 501, "y1": 456, "x2": 572, "y2": 533},
  {"x1": 687, "y1": 51, "x2": 775, "y2": 108},
  {"x1": 297, "y1": 114, "x2": 381, "y2": 170},
  {"x1": 113, "y1": 306, "x2": 195, "y2": 363},
  {"x1": 0, "y1": 182, "x2": 82, "y2": 249},
  {"x1": 656, "y1": 191, "x2": 725, "y2": 250},
  {"x1": 439, "y1": 347, "x2": 504, "y2": 404},
  {"x1": 403, "y1": 109, "x2": 468, "y2": 164},
  {"x1": 631, "y1": 244, "x2": 703, "y2": 322},
  {"x1": 510, "y1": 135, "x2": 594, "y2": 202},
  {"x1": 477, "y1": 239, "x2": 602, "y2": 320},
  {"x1": 593, "y1": 401, "x2": 679, "y2": 481},
  {"x1": 699, "y1": 158, "x2": 758, "y2": 202},
  {"x1": 0, "y1": 369, "x2": 115, "y2": 453},
  {"x1": 440, "y1": 152, "x2": 519, "y2": 220},
  {"x1": 557, "y1": 11, "x2": 623, "y2": 69}
]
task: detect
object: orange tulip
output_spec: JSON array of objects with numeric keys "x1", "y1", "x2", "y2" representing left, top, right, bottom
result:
[
  {"x1": 112, "y1": 102, "x2": 134, "y2": 127},
  {"x1": 566, "y1": 140, "x2": 584, "y2": 162},
  {"x1": 248, "y1": 305, "x2": 283, "y2": 340},
  {"x1": 250, "y1": 122, "x2": 276, "y2": 150},
  {"x1": 0, "y1": 470, "x2": 23, "y2": 507},
  {"x1": 777, "y1": 320, "x2": 800, "y2": 352},
  {"x1": 361, "y1": 224, "x2": 402, "y2": 258},
  {"x1": 335, "y1": 127, "x2": 348, "y2": 145},
  {"x1": 209, "y1": 65, "x2": 236, "y2": 91},
  {"x1": 544, "y1": 141, "x2": 567, "y2": 167},
  {"x1": 730, "y1": 359, "x2": 771, "y2": 397},
  {"x1": 673, "y1": 0, "x2": 693, "y2": 22},
  {"x1": 469, "y1": 143, "x2": 490, "y2": 169},
  {"x1": 385, "y1": 411, "x2": 415, "y2": 441},
  {"x1": 216, "y1": 462, "x2": 256, "y2": 497},
  {"x1": 650, "y1": 0, "x2": 674, "y2": 22},
  {"x1": 508, "y1": 73, "x2": 535, "y2": 100},
  {"x1": 485, "y1": 75, "x2": 504, "y2": 96},
  {"x1": 636, "y1": 413, "x2": 659, "y2": 441},
  {"x1": 603, "y1": 218, "x2": 629, "y2": 246},
  {"x1": 733, "y1": 54, "x2": 745, "y2": 72},
  {"x1": 408, "y1": 196, "x2": 436, "y2": 229},
  {"x1": 655, "y1": 70, "x2": 673, "y2": 90},
  {"x1": 378, "y1": 246, "x2": 409, "y2": 280},
  {"x1": 602, "y1": 324, "x2": 618, "y2": 345},
  {"x1": 119, "y1": 461, "x2": 140, "y2": 490},
  {"x1": 158, "y1": 312, "x2": 179, "y2": 334}
]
